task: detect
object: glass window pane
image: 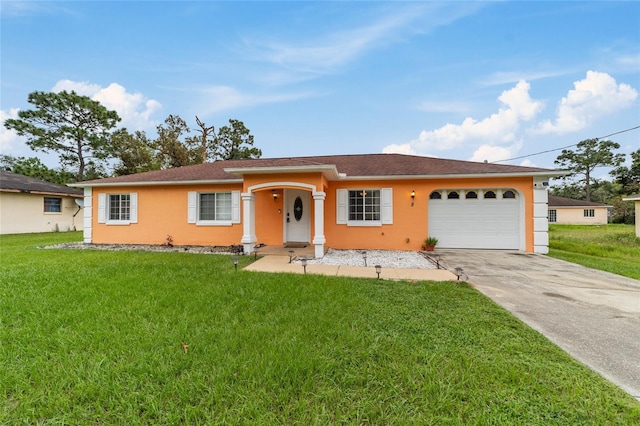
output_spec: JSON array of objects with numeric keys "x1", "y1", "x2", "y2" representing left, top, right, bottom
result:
[{"x1": 44, "y1": 197, "x2": 62, "y2": 212}]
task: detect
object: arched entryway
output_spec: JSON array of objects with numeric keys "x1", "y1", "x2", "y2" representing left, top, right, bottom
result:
[{"x1": 242, "y1": 181, "x2": 326, "y2": 258}]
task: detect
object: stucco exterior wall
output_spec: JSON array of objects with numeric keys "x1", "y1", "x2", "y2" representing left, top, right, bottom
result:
[
  {"x1": 92, "y1": 184, "x2": 244, "y2": 246},
  {"x1": 87, "y1": 175, "x2": 538, "y2": 252},
  {"x1": 324, "y1": 176, "x2": 535, "y2": 252},
  {"x1": 0, "y1": 192, "x2": 83, "y2": 234},
  {"x1": 550, "y1": 207, "x2": 608, "y2": 225}
]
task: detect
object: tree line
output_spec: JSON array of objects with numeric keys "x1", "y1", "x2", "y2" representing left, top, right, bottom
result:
[
  {"x1": 2, "y1": 90, "x2": 638, "y2": 223},
  {"x1": 552, "y1": 138, "x2": 639, "y2": 224},
  {"x1": 2, "y1": 90, "x2": 261, "y2": 182}
]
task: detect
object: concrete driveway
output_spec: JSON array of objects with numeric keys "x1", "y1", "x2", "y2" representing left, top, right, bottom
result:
[{"x1": 437, "y1": 249, "x2": 640, "y2": 401}]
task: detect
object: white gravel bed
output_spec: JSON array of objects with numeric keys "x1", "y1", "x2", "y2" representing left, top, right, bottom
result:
[
  {"x1": 45, "y1": 243, "x2": 438, "y2": 269},
  {"x1": 43, "y1": 242, "x2": 240, "y2": 254},
  {"x1": 295, "y1": 248, "x2": 436, "y2": 269}
]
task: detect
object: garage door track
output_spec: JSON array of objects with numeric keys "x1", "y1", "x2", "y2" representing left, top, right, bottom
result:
[{"x1": 438, "y1": 249, "x2": 640, "y2": 401}]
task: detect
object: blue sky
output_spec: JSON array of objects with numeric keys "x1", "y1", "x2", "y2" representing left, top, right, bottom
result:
[{"x1": 1, "y1": 1, "x2": 638, "y2": 177}]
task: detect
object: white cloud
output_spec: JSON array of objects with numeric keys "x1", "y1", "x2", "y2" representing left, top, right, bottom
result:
[
  {"x1": 385, "y1": 80, "x2": 543, "y2": 156},
  {"x1": 198, "y1": 85, "x2": 314, "y2": 114},
  {"x1": 470, "y1": 140, "x2": 523, "y2": 164},
  {"x1": 382, "y1": 143, "x2": 417, "y2": 155},
  {"x1": 470, "y1": 145, "x2": 515, "y2": 163},
  {"x1": 535, "y1": 71, "x2": 638, "y2": 134},
  {"x1": 52, "y1": 80, "x2": 162, "y2": 131},
  {"x1": 246, "y1": 3, "x2": 484, "y2": 81},
  {"x1": 481, "y1": 70, "x2": 567, "y2": 86},
  {"x1": 0, "y1": 108, "x2": 24, "y2": 153}
]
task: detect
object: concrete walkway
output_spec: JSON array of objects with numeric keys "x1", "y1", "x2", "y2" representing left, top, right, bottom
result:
[
  {"x1": 436, "y1": 249, "x2": 640, "y2": 401},
  {"x1": 244, "y1": 255, "x2": 457, "y2": 281}
]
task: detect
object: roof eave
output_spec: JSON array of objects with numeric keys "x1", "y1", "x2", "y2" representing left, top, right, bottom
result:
[
  {"x1": 70, "y1": 179, "x2": 244, "y2": 188},
  {"x1": 1, "y1": 188, "x2": 83, "y2": 197},
  {"x1": 338, "y1": 170, "x2": 565, "y2": 181}
]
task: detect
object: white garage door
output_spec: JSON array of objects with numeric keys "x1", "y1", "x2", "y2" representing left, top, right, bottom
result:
[{"x1": 428, "y1": 189, "x2": 521, "y2": 249}]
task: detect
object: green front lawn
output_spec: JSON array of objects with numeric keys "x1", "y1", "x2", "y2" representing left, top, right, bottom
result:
[
  {"x1": 1, "y1": 232, "x2": 638, "y2": 424},
  {"x1": 549, "y1": 224, "x2": 640, "y2": 280}
]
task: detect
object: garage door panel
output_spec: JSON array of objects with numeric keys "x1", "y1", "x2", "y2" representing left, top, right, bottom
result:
[{"x1": 428, "y1": 196, "x2": 520, "y2": 250}]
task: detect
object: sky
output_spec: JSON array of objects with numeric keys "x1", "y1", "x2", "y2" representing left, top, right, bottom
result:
[{"x1": 1, "y1": 1, "x2": 639, "y2": 179}]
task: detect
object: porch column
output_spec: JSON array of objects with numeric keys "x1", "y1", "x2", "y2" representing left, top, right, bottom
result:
[
  {"x1": 83, "y1": 187, "x2": 92, "y2": 244},
  {"x1": 241, "y1": 192, "x2": 257, "y2": 255},
  {"x1": 312, "y1": 191, "x2": 326, "y2": 258},
  {"x1": 533, "y1": 178, "x2": 549, "y2": 254}
]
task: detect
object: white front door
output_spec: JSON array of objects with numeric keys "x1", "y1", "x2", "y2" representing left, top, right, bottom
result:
[{"x1": 285, "y1": 189, "x2": 310, "y2": 243}]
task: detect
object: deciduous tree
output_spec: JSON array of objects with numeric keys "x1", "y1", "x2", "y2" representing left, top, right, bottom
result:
[
  {"x1": 212, "y1": 119, "x2": 261, "y2": 161},
  {"x1": 0, "y1": 155, "x2": 74, "y2": 184},
  {"x1": 610, "y1": 148, "x2": 640, "y2": 195},
  {"x1": 110, "y1": 129, "x2": 159, "y2": 176},
  {"x1": 153, "y1": 115, "x2": 199, "y2": 168}
]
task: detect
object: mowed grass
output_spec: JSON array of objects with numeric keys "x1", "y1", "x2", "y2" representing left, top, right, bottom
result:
[
  {"x1": 1, "y1": 233, "x2": 639, "y2": 424},
  {"x1": 549, "y1": 224, "x2": 640, "y2": 280}
]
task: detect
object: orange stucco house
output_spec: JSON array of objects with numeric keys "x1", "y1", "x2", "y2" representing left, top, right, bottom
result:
[{"x1": 73, "y1": 153, "x2": 562, "y2": 257}]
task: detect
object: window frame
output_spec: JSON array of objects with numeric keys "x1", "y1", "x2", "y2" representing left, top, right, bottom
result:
[
  {"x1": 108, "y1": 194, "x2": 131, "y2": 222},
  {"x1": 44, "y1": 197, "x2": 62, "y2": 213},
  {"x1": 188, "y1": 191, "x2": 241, "y2": 226},
  {"x1": 348, "y1": 189, "x2": 381, "y2": 224},
  {"x1": 549, "y1": 209, "x2": 557, "y2": 223},
  {"x1": 336, "y1": 188, "x2": 392, "y2": 226},
  {"x1": 98, "y1": 193, "x2": 138, "y2": 225},
  {"x1": 584, "y1": 209, "x2": 595, "y2": 218}
]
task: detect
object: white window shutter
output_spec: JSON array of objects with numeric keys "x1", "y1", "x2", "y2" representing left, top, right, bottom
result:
[
  {"x1": 98, "y1": 193, "x2": 106, "y2": 223},
  {"x1": 336, "y1": 189, "x2": 347, "y2": 224},
  {"x1": 231, "y1": 190, "x2": 241, "y2": 223},
  {"x1": 129, "y1": 193, "x2": 138, "y2": 223},
  {"x1": 188, "y1": 192, "x2": 197, "y2": 224},
  {"x1": 381, "y1": 188, "x2": 393, "y2": 224}
]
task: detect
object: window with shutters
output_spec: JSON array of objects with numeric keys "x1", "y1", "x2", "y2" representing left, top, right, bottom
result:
[
  {"x1": 188, "y1": 191, "x2": 240, "y2": 226},
  {"x1": 98, "y1": 193, "x2": 138, "y2": 225},
  {"x1": 336, "y1": 188, "x2": 392, "y2": 226}
]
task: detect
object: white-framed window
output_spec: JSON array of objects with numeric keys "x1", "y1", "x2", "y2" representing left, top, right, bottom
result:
[
  {"x1": 97, "y1": 193, "x2": 138, "y2": 225},
  {"x1": 188, "y1": 191, "x2": 240, "y2": 226},
  {"x1": 349, "y1": 189, "x2": 380, "y2": 221},
  {"x1": 336, "y1": 188, "x2": 392, "y2": 226},
  {"x1": 549, "y1": 209, "x2": 557, "y2": 223},
  {"x1": 109, "y1": 194, "x2": 130, "y2": 221},
  {"x1": 44, "y1": 197, "x2": 62, "y2": 213},
  {"x1": 584, "y1": 209, "x2": 595, "y2": 218}
]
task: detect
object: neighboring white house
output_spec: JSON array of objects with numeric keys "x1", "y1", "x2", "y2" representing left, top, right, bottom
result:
[
  {"x1": 622, "y1": 194, "x2": 640, "y2": 237},
  {"x1": 547, "y1": 195, "x2": 610, "y2": 225},
  {"x1": 0, "y1": 170, "x2": 84, "y2": 234}
]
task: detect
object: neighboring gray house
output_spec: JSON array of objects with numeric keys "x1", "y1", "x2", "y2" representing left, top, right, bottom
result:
[{"x1": 0, "y1": 170, "x2": 83, "y2": 234}]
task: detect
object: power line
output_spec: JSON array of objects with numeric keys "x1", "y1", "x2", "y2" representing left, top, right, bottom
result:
[{"x1": 491, "y1": 125, "x2": 640, "y2": 164}]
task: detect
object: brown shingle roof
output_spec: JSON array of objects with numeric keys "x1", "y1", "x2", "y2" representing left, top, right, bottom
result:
[
  {"x1": 548, "y1": 195, "x2": 609, "y2": 207},
  {"x1": 77, "y1": 153, "x2": 561, "y2": 185},
  {"x1": 0, "y1": 170, "x2": 82, "y2": 197}
]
